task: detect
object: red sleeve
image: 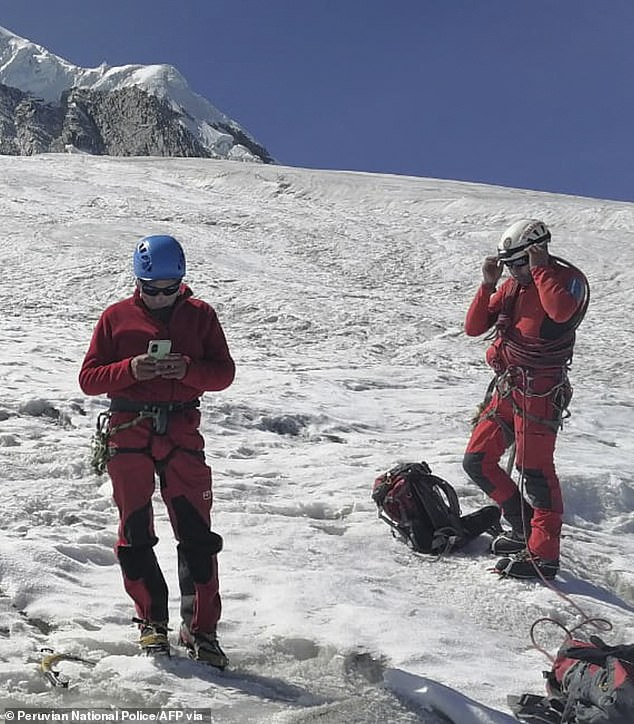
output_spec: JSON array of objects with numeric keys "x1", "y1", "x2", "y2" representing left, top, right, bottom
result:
[
  {"x1": 531, "y1": 266, "x2": 584, "y2": 323},
  {"x1": 79, "y1": 299, "x2": 235, "y2": 398},
  {"x1": 181, "y1": 309, "x2": 235, "y2": 392},
  {"x1": 78, "y1": 313, "x2": 137, "y2": 395},
  {"x1": 464, "y1": 283, "x2": 505, "y2": 337}
]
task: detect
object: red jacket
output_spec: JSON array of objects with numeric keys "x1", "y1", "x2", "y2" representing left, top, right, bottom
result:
[
  {"x1": 79, "y1": 286, "x2": 235, "y2": 401},
  {"x1": 464, "y1": 263, "x2": 586, "y2": 372}
]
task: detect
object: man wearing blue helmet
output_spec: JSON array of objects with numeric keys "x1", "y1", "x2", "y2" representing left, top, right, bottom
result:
[{"x1": 79, "y1": 235, "x2": 235, "y2": 668}]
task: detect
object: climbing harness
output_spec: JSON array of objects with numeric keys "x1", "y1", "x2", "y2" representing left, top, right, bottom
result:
[
  {"x1": 90, "y1": 399, "x2": 200, "y2": 475},
  {"x1": 473, "y1": 256, "x2": 589, "y2": 436},
  {"x1": 108, "y1": 398, "x2": 200, "y2": 435}
]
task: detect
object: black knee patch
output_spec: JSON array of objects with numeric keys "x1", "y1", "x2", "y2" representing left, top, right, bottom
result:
[
  {"x1": 463, "y1": 452, "x2": 495, "y2": 495},
  {"x1": 171, "y1": 496, "x2": 222, "y2": 585},
  {"x1": 117, "y1": 545, "x2": 156, "y2": 580},
  {"x1": 178, "y1": 542, "x2": 218, "y2": 585},
  {"x1": 171, "y1": 496, "x2": 223, "y2": 553},
  {"x1": 122, "y1": 503, "x2": 158, "y2": 547},
  {"x1": 521, "y1": 468, "x2": 553, "y2": 509},
  {"x1": 117, "y1": 545, "x2": 168, "y2": 622}
]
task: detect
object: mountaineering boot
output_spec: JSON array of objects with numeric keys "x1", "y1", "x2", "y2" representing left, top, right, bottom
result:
[
  {"x1": 490, "y1": 529, "x2": 527, "y2": 555},
  {"x1": 494, "y1": 550, "x2": 559, "y2": 580},
  {"x1": 136, "y1": 619, "x2": 171, "y2": 656},
  {"x1": 179, "y1": 622, "x2": 228, "y2": 669}
]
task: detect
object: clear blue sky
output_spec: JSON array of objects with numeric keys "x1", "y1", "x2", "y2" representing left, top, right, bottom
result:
[{"x1": 2, "y1": 0, "x2": 634, "y2": 202}]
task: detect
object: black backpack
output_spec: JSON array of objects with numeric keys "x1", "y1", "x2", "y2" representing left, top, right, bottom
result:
[{"x1": 371, "y1": 461, "x2": 501, "y2": 555}]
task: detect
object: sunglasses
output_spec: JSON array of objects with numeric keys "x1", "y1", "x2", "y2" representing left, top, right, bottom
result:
[
  {"x1": 139, "y1": 280, "x2": 182, "y2": 296},
  {"x1": 503, "y1": 256, "x2": 529, "y2": 269}
]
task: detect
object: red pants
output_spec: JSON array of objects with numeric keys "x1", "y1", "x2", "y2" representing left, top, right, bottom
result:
[
  {"x1": 106, "y1": 409, "x2": 222, "y2": 633},
  {"x1": 463, "y1": 374, "x2": 564, "y2": 561}
]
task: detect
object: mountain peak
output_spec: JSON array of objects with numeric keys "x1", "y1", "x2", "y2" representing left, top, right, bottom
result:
[{"x1": 0, "y1": 25, "x2": 273, "y2": 162}]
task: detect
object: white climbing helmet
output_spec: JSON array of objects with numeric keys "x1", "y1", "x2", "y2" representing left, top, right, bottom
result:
[{"x1": 497, "y1": 219, "x2": 551, "y2": 263}]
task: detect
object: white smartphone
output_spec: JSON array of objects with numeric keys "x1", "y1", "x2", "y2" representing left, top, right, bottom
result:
[{"x1": 147, "y1": 339, "x2": 172, "y2": 359}]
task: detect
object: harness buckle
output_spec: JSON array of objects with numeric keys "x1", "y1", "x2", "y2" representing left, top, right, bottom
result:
[{"x1": 145, "y1": 407, "x2": 169, "y2": 435}]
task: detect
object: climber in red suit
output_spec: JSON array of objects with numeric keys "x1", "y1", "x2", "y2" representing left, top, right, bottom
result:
[
  {"x1": 462, "y1": 219, "x2": 588, "y2": 580},
  {"x1": 79, "y1": 234, "x2": 234, "y2": 666}
]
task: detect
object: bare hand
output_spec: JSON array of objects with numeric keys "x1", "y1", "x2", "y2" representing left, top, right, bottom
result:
[
  {"x1": 156, "y1": 353, "x2": 188, "y2": 380},
  {"x1": 482, "y1": 255, "x2": 503, "y2": 286},
  {"x1": 528, "y1": 242, "x2": 549, "y2": 268},
  {"x1": 131, "y1": 354, "x2": 160, "y2": 381}
]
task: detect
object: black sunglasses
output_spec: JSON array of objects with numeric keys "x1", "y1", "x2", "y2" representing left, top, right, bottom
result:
[
  {"x1": 139, "y1": 280, "x2": 182, "y2": 296},
  {"x1": 504, "y1": 256, "x2": 529, "y2": 269}
]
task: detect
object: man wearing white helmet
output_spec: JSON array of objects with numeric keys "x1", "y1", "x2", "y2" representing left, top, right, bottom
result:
[{"x1": 462, "y1": 220, "x2": 589, "y2": 580}]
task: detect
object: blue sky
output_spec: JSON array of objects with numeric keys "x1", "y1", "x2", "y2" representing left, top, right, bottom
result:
[{"x1": 2, "y1": 1, "x2": 634, "y2": 202}]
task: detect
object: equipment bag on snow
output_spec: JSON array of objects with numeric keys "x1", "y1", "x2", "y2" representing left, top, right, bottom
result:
[
  {"x1": 371, "y1": 461, "x2": 501, "y2": 555},
  {"x1": 509, "y1": 635, "x2": 634, "y2": 723}
]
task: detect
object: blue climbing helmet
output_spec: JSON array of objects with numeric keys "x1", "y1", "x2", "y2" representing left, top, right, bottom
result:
[{"x1": 133, "y1": 235, "x2": 186, "y2": 280}]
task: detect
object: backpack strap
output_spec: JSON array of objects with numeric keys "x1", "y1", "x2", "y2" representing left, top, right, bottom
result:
[
  {"x1": 409, "y1": 472, "x2": 463, "y2": 528},
  {"x1": 408, "y1": 468, "x2": 468, "y2": 552},
  {"x1": 562, "y1": 636, "x2": 634, "y2": 666},
  {"x1": 429, "y1": 476, "x2": 462, "y2": 518}
]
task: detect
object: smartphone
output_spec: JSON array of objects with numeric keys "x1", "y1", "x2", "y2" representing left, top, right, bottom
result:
[{"x1": 147, "y1": 339, "x2": 172, "y2": 359}]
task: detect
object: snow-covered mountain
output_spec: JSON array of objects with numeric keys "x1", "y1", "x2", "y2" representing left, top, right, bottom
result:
[{"x1": 0, "y1": 25, "x2": 273, "y2": 162}]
